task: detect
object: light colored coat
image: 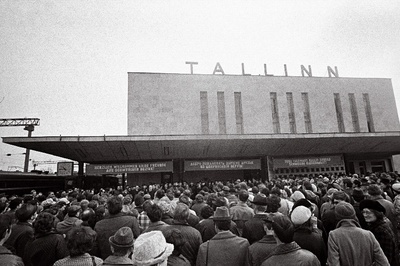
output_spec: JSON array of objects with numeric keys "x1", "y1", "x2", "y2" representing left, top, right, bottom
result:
[{"x1": 327, "y1": 219, "x2": 389, "y2": 266}]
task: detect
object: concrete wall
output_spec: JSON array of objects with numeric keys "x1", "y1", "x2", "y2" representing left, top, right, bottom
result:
[{"x1": 128, "y1": 73, "x2": 400, "y2": 135}]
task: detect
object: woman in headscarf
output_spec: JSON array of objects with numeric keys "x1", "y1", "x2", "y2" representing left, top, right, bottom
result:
[{"x1": 360, "y1": 199, "x2": 399, "y2": 266}]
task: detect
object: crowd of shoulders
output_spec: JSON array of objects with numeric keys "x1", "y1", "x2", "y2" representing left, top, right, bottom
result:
[{"x1": 0, "y1": 171, "x2": 400, "y2": 265}]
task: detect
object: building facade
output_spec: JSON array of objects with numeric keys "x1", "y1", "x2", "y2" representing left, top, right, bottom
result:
[{"x1": 126, "y1": 72, "x2": 400, "y2": 184}]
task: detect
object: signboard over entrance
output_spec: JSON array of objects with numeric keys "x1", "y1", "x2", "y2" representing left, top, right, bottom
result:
[
  {"x1": 184, "y1": 159, "x2": 261, "y2": 171},
  {"x1": 86, "y1": 161, "x2": 173, "y2": 174},
  {"x1": 273, "y1": 155, "x2": 343, "y2": 168}
]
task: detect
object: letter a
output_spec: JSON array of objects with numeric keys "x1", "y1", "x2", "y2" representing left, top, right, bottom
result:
[{"x1": 213, "y1": 62, "x2": 225, "y2": 75}]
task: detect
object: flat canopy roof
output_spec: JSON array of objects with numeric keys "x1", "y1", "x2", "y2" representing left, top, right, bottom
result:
[{"x1": 3, "y1": 132, "x2": 400, "y2": 163}]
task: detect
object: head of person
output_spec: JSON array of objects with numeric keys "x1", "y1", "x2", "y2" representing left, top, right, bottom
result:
[
  {"x1": 194, "y1": 194, "x2": 204, "y2": 204},
  {"x1": 33, "y1": 212, "x2": 55, "y2": 235},
  {"x1": 261, "y1": 214, "x2": 274, "y2": 235},
  {"x1": 155, "y1": 189, "x2": 165, "y2": 200},
  {"x1": 290, "y1": 191, "x2": 305, "y2": 202},
  {"x1": 251, "y1": 194, "x2": 268, "y2": 213},
  {"x1": 134, "y1": 195, "x2": 145, "y2": 207},
  {"x1": 267, "y1": 194, "x2": 281, "y2": 213},
  {"x1": 147, "y1": 204, "x2": 163, "y2": 223},
  {"x1": 271, "y1": 215, "x2": 295, "y2": 244},
  {"x1": 211, "y1": 196, "x2": 229, "y2": 211},
  {"x1": 109, "y1": 227, "x2": 134, "y2": 256},
  {"x1": 360, "y1": 199, "x2": 386, "y2": 223},
  {"x1": 67, "y1": 205, "x2": 81, "y2": 218},
  {"x1": 238, "y1": 190, "x2": 249, "y2": 203},
  {"x1": 200, "y1": 205, "x2": 214, "y2": 220},
  {"x1": 107, "y1": 196, "x2": 123, "y2": 215},
  {"x1": 335, "y1": 201, "x2": 357, "y2": 222},
  {"x1": 81, "y1": 208, "x2": 96, "y2": 228},
  {"x1": 352, "y1": 188, "x2": 365, "y2": 203},
  {"x1": 164, "y1": 228, "x2": 185, "y2": 257},
  {"x1": 16, "y1": 203, "x2": 38, "y2": 223},
  {"x1": 290, "y1": 206, "x2": 312, "y2": 227},
  {"x1": 80, "y1": 199, "x2": 89, "y2": 210},
  {"x1": 367, "y1": 184, "x2": 383, "y2": 198},
  {"x1": 173, "y1": 203, "x2": 190, "y2": 223},
  {"x1": 0, "y1": 214, "x2": 12, "y2": 245},
  {"x1": 8, "y1": 197, "x2": 23, "y2": 210},
  {"x1": 213, "y1": 206, "x2": 231, "y2": 231},
  {"x1": 132, "y1": 231, "x2": 173, "y2": 266},
  {"x1": 392, "y1": 183, "x2": 400, "y2": 195},
  {"x1": 331, "y1": 191, "x2": 348, "y2": 205},
  {"x1": 178, "y1": 195, "x2": 191, "y2": 207},
  {"x1": 66, "y1": 226, "x2": 97, "y2": 257}
]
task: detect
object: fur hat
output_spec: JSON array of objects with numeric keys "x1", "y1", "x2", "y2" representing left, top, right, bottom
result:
[
  {"x1": 251, "y1": 194, "x2": 268, "y2": 206},
  {"x1": 291, "y1": 206, "x2": 312, "y2": 225},
  {"x1": 213, "y1": 206, "x2": 231, "y2": 221},
  {"x1": 360, "y1": 200, "x2": 386, "y2": 214},
  {"x1": 367, "y1": 184, "x2": 382, "y2": 196},
  {"x1": 335, "y1": 201, "x2": 356, "y2": 221},
  {"x1": 109, "y1": 227, "x2": 134, "y2": 248},
  {"x1": 132, "y1": 231, "x2": 173, "y2": 266}
]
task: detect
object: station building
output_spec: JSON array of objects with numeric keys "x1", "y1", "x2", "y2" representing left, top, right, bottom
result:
[{"x1": 4, "y1": 67, "x2": 400, "y2": 186}]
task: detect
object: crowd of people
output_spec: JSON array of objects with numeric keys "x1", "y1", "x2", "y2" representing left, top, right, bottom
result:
[{"x1": 0, "y1": 171, "x2": 399, "y2": 265}]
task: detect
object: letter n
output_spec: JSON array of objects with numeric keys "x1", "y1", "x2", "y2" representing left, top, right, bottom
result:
[
  {"x1": 327, "y1": 66, "x2": 339, "y2": 77},
  {"x1": 301, "y1": 65, "x2": 312, "y2": 77}
]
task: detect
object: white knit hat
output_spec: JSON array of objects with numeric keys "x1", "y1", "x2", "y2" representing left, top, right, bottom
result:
[
  {"x1": 290, "y1": 191, "x2": 305, "y2": 202},
  {"x1": 132, "y1": 231, "x2": 174, "y2": 266},
  {"x1": 290, "y1": 206, "x2": 312, "y2": 225}
]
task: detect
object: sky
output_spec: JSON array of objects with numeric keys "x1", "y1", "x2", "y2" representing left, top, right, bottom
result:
[{"x1": 0, "y1": 0, "x2": 399, "y2": 172}]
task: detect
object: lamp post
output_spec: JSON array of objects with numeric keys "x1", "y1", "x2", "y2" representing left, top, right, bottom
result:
[{"x1": 23, "y1": 125, "x2": 34, "y2": 172}]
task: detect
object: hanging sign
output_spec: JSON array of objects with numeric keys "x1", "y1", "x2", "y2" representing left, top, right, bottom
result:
[
  {"x1": 86, "y1": 161, "x2": 173, "y2": 174},
  {"x1": 273, "y1": 155, "x2": 343, "y2": 168},
  {"x1": 184, "y1": 159, "x2": 261, "y2": 171}
]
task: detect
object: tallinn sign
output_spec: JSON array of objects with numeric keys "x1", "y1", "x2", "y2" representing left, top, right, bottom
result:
[{"x1": 185, "y1": 61, "x2": 339, "y2": 78}]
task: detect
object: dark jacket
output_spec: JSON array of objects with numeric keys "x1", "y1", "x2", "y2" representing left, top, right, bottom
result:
[
  {"x1": 4, "y1": 221, "x2": 34, "y2": 259},
  {"x1": 248, "y1": 235, "x2": 276, "y2": 266},
  {"x1": 23, "y1": 231, "x2": 69, "y2": 266},
  {"x1": 169, "y1": 220, "x2": 203, "y2": 266},
  {"x1": 293, "y1": 224, "x2": 327, "y2": 266},
  {"x1": 242, "y1": 214, "x2": 266, "y2": 244},
  {"x1": 196, "y1": 230, "x2": 250, "y2": 266},
  {"x1": 94, "y1": 213, "x2": 140, "y2": 260},
  {"x1": 261, "y1": 241, "x2": 320, "y2": 266},
  {"x1": 368, "y1": 219, "x2": 399, "y2": 266},
  {"x1": 195, "y1": 217, "x2": 239, "y2": 242}
]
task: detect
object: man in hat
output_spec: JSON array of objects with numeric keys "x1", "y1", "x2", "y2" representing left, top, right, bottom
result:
[
  {"x1": 196, "y1": 206, "x2": 250, "y2": 266},
  {"x1": 327, "y1": 201, "x2": 389, "y2": 266},
  {"x1": 248, "y1": 213, "x2": 277, "y2": 266},
  {"x1": 102, "y1": 227, "x2": 134, "y2": 265},
  {"x1": 260, "y1": 215, "x2": 319, "y2": 266},
  {"x1": 243, "y1": 194, "x2": 269, "y2": 244},
  {"x1": 195, "y1": 196, "x2": 240, "y2": 242}
]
